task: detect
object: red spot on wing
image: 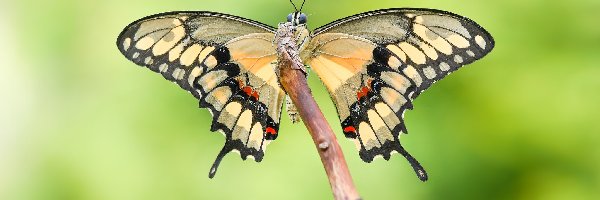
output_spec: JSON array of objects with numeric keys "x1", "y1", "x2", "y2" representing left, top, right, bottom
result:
[
  {"x1": 237, "y1": 80, "x2": 259, "y2": 101},
  {"x1": 266, "y1": 127, "x2": 277, "y2": 135},
  {"x1": 251, "y1": 91, "x2": 259, "y2": 100},
  {"x1": 356, "y1": 86, "x2": 370, "y2": 100},
  {"x1": 343, "y1": 126, "x2": 356, "y2": 133},
  {"x1": 243, "y1": 86, "x2": 252, "y2": 96}
]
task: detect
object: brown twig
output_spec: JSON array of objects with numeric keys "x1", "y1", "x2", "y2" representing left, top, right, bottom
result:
[{"x1": 279, "y1": 60, "x2": 361, "y2": 200}]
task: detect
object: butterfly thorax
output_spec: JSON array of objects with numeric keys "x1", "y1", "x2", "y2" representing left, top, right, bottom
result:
[
  {"x1": 294, "y1": 25, "x2": 311, "y2": 55},
  {"x1": 275, "y1": 22, "x2": 307, "y2": 74}
]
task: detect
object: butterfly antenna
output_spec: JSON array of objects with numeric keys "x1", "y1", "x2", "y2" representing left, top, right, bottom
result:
[
  {"x1": 289, "y1": 0, "x2": 298, "y2": 12},
  {"x1": 299, "y1": 0, "x2": 306, "y2": 11}
]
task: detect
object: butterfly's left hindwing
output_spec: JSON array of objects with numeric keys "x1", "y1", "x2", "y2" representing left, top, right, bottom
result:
[
  {"x1": 304, "y1": 8, "x2": 494, "y2": 181},
  {"x1": 117, "y1": 12, "x2": 286, "y2": 178}
]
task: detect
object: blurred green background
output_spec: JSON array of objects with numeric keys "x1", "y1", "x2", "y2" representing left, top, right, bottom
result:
[{"x1": 1, "y1": 0, "x2": 599, "y2": 199}]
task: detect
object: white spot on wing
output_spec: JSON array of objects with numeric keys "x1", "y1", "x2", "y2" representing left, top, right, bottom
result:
[
  {"x1": 467, "y1": 50, "x2": 475, "y2": 57},
  {"x1": 439, "y1": 62, "x2": 451, "y2": 71},
  {"x1": 454, "y1": 55, "x2": 464, "y2": 64},
  {"x1": 423, "y1": 66, "x2": 437, "y2": 79},
  {"x1": 123, "y1": 38, "x2": 131, "y2": 50},
  {"x1": 475, "y1": 35, "x2": 487, "y2": 49},
  {"x1": 172, "y1": 68, "x2": 185, "y2": 80},
  {"x1": 159, "y1": 63, "x2": 168, "y2": 72},
  {"x1": 144, "y1": 57, "x2": 153, "y2": 65}
]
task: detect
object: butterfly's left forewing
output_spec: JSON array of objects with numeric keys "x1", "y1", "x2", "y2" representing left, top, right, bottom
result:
[
  {"x1": 117, "y1": 12, "x2": 285, "y2": 178},
  {"x1": 304, "y1": 8, "x2": 494, "y2": 180}
]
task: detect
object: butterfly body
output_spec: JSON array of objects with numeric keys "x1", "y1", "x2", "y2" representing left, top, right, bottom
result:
[{"x1": 117, "y1": 8, "x2": 494, "y2": 180}]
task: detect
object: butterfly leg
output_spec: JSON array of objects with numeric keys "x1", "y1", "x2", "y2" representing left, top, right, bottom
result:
[{"x1": 286, "y1": 95, "x2": 301, "y2": 123}]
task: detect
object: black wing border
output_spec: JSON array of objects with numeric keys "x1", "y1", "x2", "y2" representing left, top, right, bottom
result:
[
  {"x1": 117, "y1": 11, "x2": 276, "y2": 46},
  {"x1": 312, "y1": 8, "x2": 495, "y2": 46}
]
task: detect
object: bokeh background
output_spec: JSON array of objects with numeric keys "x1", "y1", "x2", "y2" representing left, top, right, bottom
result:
[{"x1": 1, "y1": 0, "x2": 599, "y2": 199}]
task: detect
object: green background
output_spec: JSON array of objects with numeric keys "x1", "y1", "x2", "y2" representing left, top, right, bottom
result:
[{"x1": 1, "y1": 0, "x2": 599, "y2": 199}]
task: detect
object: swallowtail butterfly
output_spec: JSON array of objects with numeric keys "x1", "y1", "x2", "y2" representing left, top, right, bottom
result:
[{"x1": 117, "y1": 4, "x2": 494, "y2": 180}]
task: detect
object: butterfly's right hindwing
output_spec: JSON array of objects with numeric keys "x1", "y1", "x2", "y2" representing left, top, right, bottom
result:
[{"x1": 117, "y1": 12, "x2": 286, "y2": 178}]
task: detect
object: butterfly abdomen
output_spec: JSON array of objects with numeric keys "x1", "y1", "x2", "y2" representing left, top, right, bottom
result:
[{"x1": 285, "y1": 95, "x2": 301, "y2": 123}]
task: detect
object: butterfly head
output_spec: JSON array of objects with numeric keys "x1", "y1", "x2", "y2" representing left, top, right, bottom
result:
[{"x1": 287, "y1": 12, "x2": 307, "y2": 26}]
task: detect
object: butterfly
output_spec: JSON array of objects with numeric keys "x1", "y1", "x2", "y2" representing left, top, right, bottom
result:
[{"x1": 117, "y1": 5, "x2": 494, "y2": 181}]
